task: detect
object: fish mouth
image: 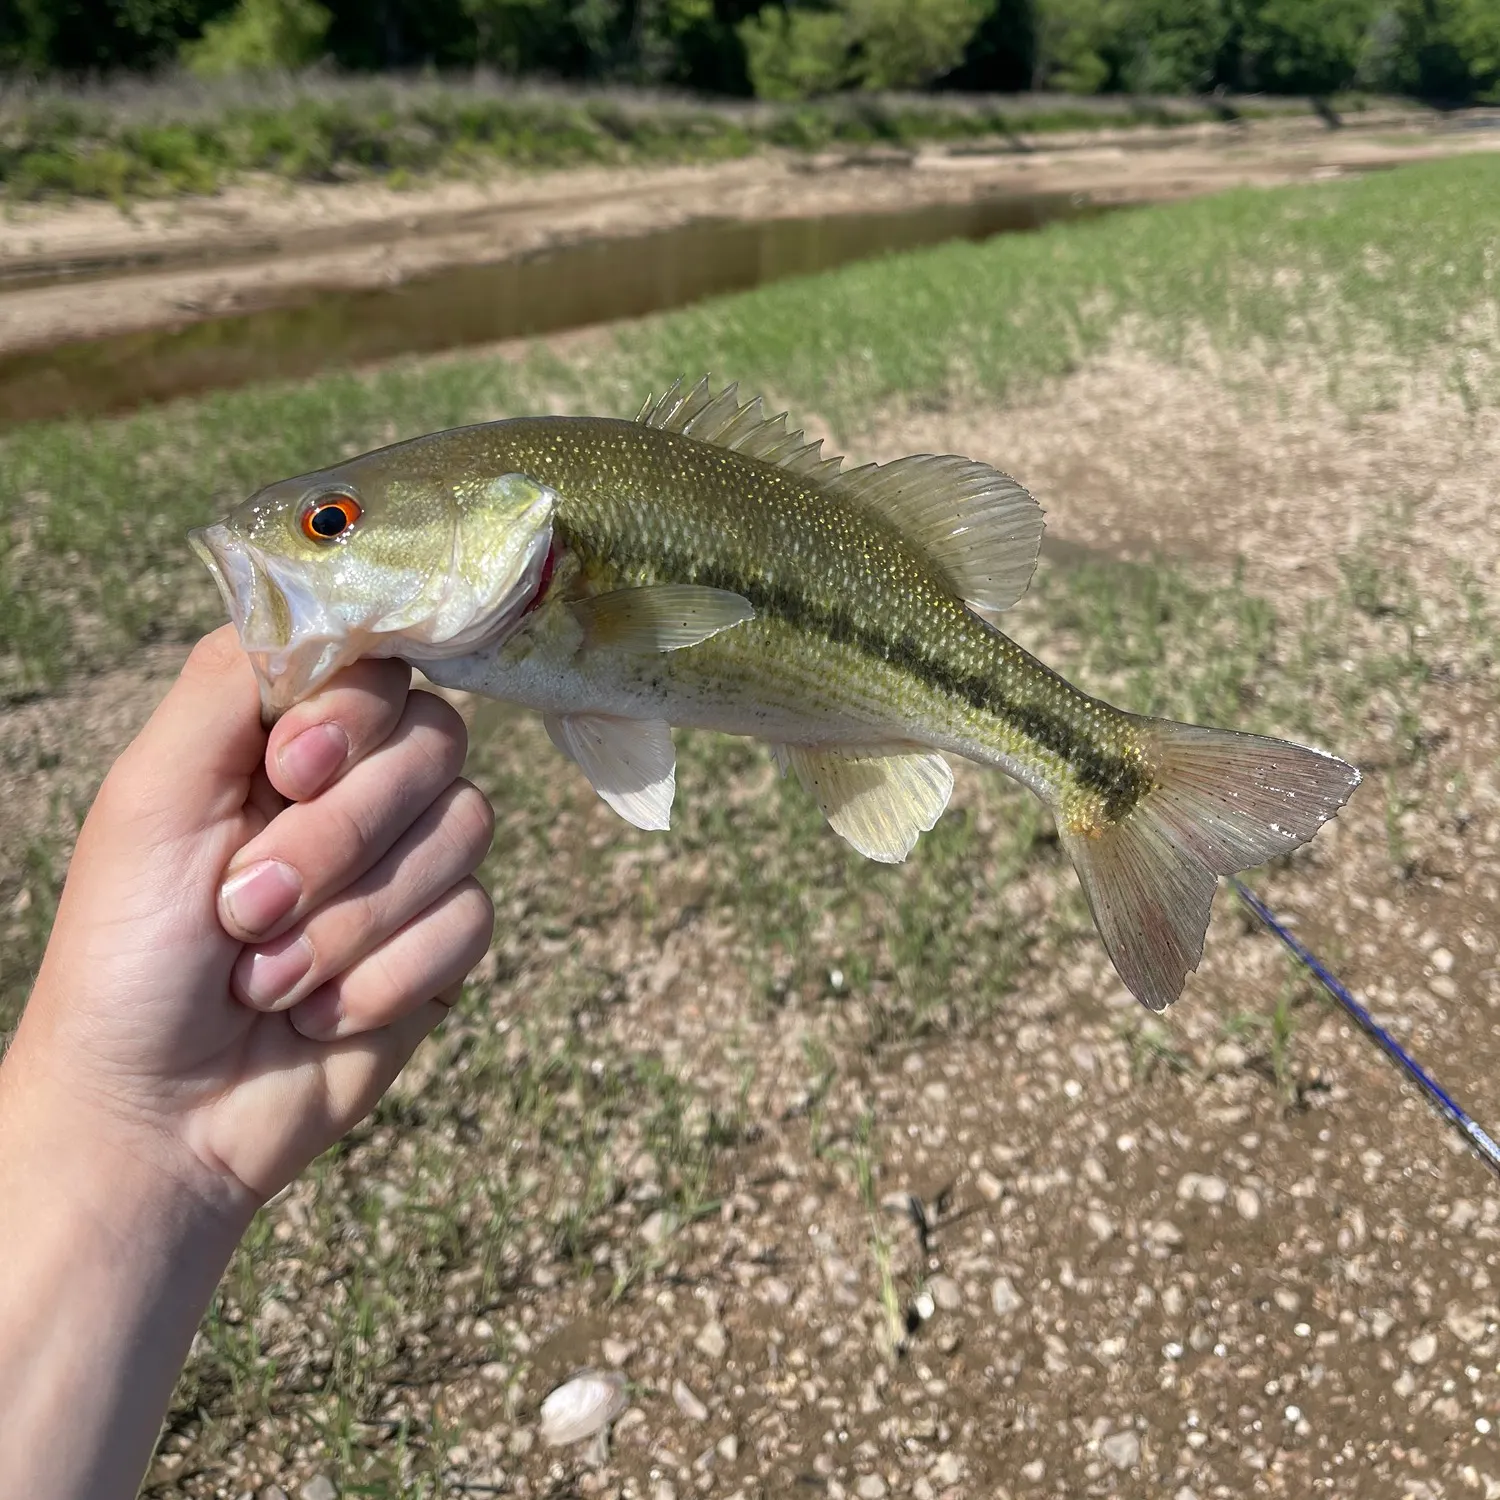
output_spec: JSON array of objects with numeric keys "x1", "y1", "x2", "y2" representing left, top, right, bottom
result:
[{"x1": 190, "y1": 522, "x2": 351, "y2": 721}]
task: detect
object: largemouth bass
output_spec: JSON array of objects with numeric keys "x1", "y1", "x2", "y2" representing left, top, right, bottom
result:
[{"x1": 191, "y1": 378, "x2": 1360, "y2": 1011}]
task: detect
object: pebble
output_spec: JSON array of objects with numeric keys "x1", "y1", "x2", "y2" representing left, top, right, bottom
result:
[
  {"x1": 1432, "y1": 947, "x2": 1455, "y2": 973},
  {"x1": 856, "y1": 1478, "x2": 888, "y2": 1499},
  {"x1": 695, "y1": 1321, "x2": 728, "y2": 1361},
  {"x1": 1021, "y1": 1459, "x2": 1046, "y2": 1482},
  {"x1": 975, "y1": 1170, "x2": 1005, "y2": 1202},
  {"x1": 603, "y1": 1337, "x2": 634, "y2": 1366},
  {"x1": 1445, "y1": 1307, "x2": 1488, "y2": 1344},
  {"x1": 929, "y1": 1275, "x2": 963, "y2": 1311},
  {"x1": 301, "y1": 1481, "x2": 337, "y2": 1500},
  {"x1": 640, "y1": 1210, "x2": 674, "y2": 1245},
  {"x1": 1146, "y1": 1219, "x2": 1185, "y2": 1249},
  {"x1": 1234, "y1": 1187, "x2": 1261, "y2": 1220},
  {"x1": 261, "y1": 1489, "x2": 290, "y2": 1500},
  {"x1": 1101, "y1": 1430, "x2": 1141, "y2": 1470},
  {"x1": 1408, "y1": 1332, "x2": 1438, "y2": 1365},
  {"x1": 1177, "y1": 1172, "x2": 1233, "y2": 1204},
  {"x1": 673, "y1": 1378, "x2": 709, "y2": 1421},
  {"x1": 1086, "y1": 1210, "x2": 1116, "y2": 1241},
  {"x1": 991, "y1": 1276, "x2": 1024, "y2": 1317},
  {"x1": 717, "y1": 1434, "x2": 740, "y2": 1462},
  {"x1": 931, "y1": 1453, "x2": 963, "y2": 1488}
]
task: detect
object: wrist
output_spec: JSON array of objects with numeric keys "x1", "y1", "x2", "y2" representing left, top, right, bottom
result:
[
  {"x1": 0, "y1": 1029, "x2": 256, "y2": 1247},
  {"x1": 0, "y1": 1049, "x2": 249, "y2": 1499}
]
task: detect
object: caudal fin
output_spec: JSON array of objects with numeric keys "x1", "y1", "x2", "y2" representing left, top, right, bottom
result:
[{"x1": 1058, "y1": 721, "x2": 1361, "y2": 1012}]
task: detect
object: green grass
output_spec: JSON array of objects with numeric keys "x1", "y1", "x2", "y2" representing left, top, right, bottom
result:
[{"x1": 0, "y1": 74, "x2": 1349, "y2": 203}]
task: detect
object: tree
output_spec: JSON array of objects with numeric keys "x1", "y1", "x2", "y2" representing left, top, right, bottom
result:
[
  {"x1": 183, "y1": 0, "x2": 330, "y2": 73},
  {"x1": 740, "y1": 0, "x2": 987, "y2": 98}
]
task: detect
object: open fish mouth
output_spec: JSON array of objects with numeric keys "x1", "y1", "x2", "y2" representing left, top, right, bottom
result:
[
  {"x1": 190, "y1": 524, "x2": 296, "y2": 649},
  {"x1": 189, "y1": 522, "x2": 352, "y2": 719}
]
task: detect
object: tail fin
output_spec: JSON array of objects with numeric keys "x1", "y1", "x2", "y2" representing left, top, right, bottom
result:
[{"x1": 1058, "y1": 722, "x2": 1361, "y2": 1012}]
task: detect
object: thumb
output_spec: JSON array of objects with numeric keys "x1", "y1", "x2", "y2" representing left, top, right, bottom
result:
[{"x1": 105, "y1": 626, "x2": 267, "y2": 843}]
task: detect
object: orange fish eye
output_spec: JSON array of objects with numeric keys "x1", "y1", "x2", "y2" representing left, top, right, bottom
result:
[{"x1": 301, "y1": 493, "x2": 362, "y2": 542}]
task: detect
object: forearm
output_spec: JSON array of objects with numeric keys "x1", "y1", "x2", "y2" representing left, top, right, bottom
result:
[{"x1": 0, "y1": 1053, "x2": 250, "y2": 1500}]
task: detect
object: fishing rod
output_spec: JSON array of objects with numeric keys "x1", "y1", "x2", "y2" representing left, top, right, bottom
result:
[{"x1": 1231, "y1": 878, "x2": 1500, "y2": 1179}]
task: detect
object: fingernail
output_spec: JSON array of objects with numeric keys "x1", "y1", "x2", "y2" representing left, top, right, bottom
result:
[
  {"x1": 278, "y1": 721, "x2": 349, "y2": 799},
  {"x1": 237, "y1": 935, "x2": 313, "y2": 1009},
  {"x1": 292, "y1": 990, "x2": 343, "y2": 1042},
  {"x1": 220, "y1": 859, "x2": 301, "y2": 938}
]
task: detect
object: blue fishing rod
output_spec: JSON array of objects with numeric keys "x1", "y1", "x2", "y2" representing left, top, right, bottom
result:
[{"x1": 1231, "y1": 878, "x2": 1500, "y2": 1178}]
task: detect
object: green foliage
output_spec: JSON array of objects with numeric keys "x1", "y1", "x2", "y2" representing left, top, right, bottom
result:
[
  {"x1": 845, "y1": 0, "x2": 990, "y2": 89},
  {"x1": 1375, "y1": 0, "x2": 1500, "y2": 101},
  {"x1": 1033, "y1": 0, "x2": 1122, "y2": 92},
  {"x1": 1117, "y1": 0, "x2": 1229, "y2": 92},
  {"x1": 181, "y1": 0, "x2": 330, "y2": 74},
  {"x1": 740, "y1": 0, "x2": 987, "y2": 97},
  {"x1": 1239, "y1": 0, "x2": 1378, "y2": 94},
  {"x1": 740, "y1": 6, "x2": 851, "y2": 97}
]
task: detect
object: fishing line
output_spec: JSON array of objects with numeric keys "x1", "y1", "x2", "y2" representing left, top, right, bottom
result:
[{"x1": 1231, "y1": 878, "x2": 1500, "y2": 1179}]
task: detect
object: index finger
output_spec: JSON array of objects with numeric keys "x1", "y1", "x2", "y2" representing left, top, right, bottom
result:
[{"x1": 265, "y1": 656, "x2": 413, "y2": 802}]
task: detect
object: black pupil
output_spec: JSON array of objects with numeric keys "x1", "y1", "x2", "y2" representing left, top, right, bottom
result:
[{"x1": 310, "y1": 504, "x2": 348, "y2": 538}]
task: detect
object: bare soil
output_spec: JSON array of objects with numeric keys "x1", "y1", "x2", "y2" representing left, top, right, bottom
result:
[
  {"x1": 3, "y1": 108, "x2": 1498, "y2": 358},
  {"x1": 6, "y1": 338, "x2": 1499, "y2": 1497}
]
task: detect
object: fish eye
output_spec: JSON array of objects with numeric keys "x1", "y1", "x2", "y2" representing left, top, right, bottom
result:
[{"x1": 301, "y1": 493, "x2": 362, "y2": 542}]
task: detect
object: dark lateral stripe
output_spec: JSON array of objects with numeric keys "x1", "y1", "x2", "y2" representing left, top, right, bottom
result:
[{"x1": 624, "y1": 546, "x2": 1152, "y2": 821}]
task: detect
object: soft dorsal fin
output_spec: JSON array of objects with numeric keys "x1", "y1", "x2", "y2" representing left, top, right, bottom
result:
[
  {"x1": 828, "y1": 455, "x2": 1043, "y2": 614},
  {"x1": 637, "y1": 378, "x2": 1044, "y2": 612}
]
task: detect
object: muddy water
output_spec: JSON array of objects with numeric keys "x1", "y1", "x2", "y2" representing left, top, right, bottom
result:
[{"x1": 0, "y1": 190, "x2": 1112, "y2": 428}]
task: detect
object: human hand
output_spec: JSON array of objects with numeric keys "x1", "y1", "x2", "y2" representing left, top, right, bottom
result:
[{"x1": 8, "y1": 625, "x2": 495, "y2": 1220}]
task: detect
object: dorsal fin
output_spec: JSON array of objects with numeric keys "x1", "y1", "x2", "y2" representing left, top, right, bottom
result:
[
  {"x1": 636, "y1": 378, "x2": 1044, "y2": 611},
  {"x1": 829, "y1": 455, "x2": 1044, "y2": 613},
  {"x1": 636, "y1": 376, "x2": 845, "y2": 484}
]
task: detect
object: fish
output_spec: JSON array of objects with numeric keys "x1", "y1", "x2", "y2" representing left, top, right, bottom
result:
[{"x1": 190, "y1": 377, "x2": 1361, "y2": 1012}]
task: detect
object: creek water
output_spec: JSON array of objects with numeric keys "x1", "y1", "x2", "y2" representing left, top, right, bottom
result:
[{"x1": 0, "y1": 189, "x2": 1115, "y2": 427}]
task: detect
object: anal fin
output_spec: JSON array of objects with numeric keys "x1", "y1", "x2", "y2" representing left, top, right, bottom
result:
[
  {"x1": 545, "y1": 713, "x2": 676, "y2": 831},
  {"x1": 779, "y1": 744, "x2": 954, "y2": 863}
]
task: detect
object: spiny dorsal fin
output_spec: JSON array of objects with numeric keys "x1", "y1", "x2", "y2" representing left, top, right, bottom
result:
[
  {"x1": 636, "y1": 376, "x2": 845, "y2": 485},
  {"x1": 637, "y1": 378, "x2": 1043, "y2": 612}
]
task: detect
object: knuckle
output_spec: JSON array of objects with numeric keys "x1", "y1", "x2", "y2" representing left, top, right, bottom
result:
[
  {"x1": 455, "y1": 876, "x2": 496, "y2": 942},
  {"x1": 445, "y1": 780, "x2": 496, "y2": 865},
  {"x1": 409, "y1": 689, "x2": 469, "y2": 768}
]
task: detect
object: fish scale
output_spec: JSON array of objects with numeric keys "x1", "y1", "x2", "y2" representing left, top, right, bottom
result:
[{"x1": 192, "y1": 378, "x2": 1361, "y2": 1012}]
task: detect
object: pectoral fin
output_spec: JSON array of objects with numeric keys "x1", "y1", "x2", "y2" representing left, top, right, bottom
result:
[
  {"x1": 571, "y1": 585, "x2": 754, "y2": 653},
  {"x1": 545, "y1": 713, "x2": 676, "y2": 831},
  {"x1": 778, "y1": 744, "x2": 954, "y2": 863}
]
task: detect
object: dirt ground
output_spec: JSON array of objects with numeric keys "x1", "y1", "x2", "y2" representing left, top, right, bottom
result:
[
  {"x1": 4, "y1": 106, "x2": 1500, "y2": 358},
  {"x1": 5, "y1": 332, "x2": 1499, "y2": 1495}
]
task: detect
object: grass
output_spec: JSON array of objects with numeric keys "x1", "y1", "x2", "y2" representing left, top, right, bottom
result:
[
  {"x1": 3, "y1": 154, "x2": 1499, "y2": 1490},
  {"x1": 0, "y1": 72, "x2": 1358, "y2": 203}
]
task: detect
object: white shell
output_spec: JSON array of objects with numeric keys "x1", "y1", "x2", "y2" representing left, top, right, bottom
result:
[{"x1": 538, "y1": 1369, "x2": 628, "y2": 1447}]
